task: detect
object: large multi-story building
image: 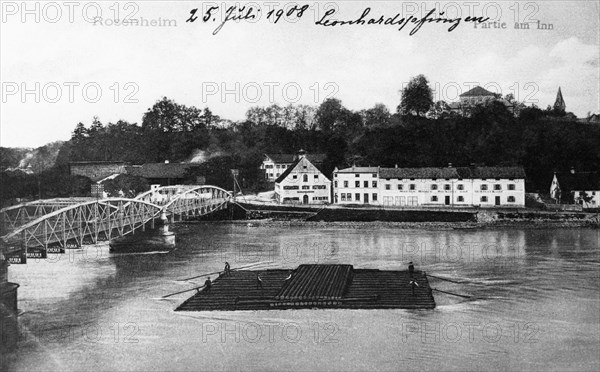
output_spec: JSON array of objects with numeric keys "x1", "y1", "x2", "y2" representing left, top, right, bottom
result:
[
  {"x1": 274, "y1": 153, "x2": 331, "y2": 204},
  {"x1": 333, "y1": 167, "x2": 380, "y2": 205},
  {"x1": 261, "y1": 150, "x2": 326, "y2": 182},
  {"x1": 333, "y1": 165, "x2": 526, "y2": 208}
]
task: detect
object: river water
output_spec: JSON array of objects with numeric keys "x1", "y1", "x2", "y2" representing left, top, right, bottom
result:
[{"x1": 3, "y1": 223, "x2": 599, "y2": 371}]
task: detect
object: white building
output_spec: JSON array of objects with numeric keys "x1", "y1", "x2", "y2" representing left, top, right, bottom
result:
[
  {"x1": 333, "y1": 165, "x2": 526, "y2": 208},
  {"x1": 333, "y1": 167, "x2": 380, "y2": 204},
  {"x1": 274, "y1": 154, "x2": 331, "y2": 204},
  {"x1": 260, "y1": 154, "x2": 295, "y2": 182},
  {"x1": 551, "y1": 169, "x2": 600, "y2": 208},
  {"x1": 260, "y1": 151, "x2": 325, "y2": 182}
]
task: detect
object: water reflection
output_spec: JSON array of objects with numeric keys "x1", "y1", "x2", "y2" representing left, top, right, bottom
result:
[{"x1": 5, "y1": 224, "x2": 599, "y2": 372}]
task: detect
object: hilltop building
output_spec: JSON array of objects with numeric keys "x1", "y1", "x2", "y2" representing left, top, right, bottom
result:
[
  {"x1": 333, "y1": 165, "x2": 526, "y2": 208},
  {"x1": 274, "y1": 152, "x2": 331, "y2": 204},
  {"x1": 448, "y1": 86, "x2": 514, "y2": 115},
  {"x1": 553, "y1": 87, "x2": 566, "y2": 111}
]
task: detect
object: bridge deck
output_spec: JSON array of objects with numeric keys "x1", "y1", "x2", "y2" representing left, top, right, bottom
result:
[{"x1": 175, "y1": 265, "x2": 435, "y2": 311}]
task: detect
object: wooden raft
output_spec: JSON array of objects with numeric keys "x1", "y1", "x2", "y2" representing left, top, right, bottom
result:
[{"x1": 175, "y1": 264, "x2": 435, "y2": 311}]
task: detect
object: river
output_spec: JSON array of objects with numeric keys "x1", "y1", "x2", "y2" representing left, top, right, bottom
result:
[{"x1": 3, "y1": 223, "x2": 599, "y2": 371}]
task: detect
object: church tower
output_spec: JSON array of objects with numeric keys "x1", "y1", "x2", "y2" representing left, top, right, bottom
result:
[{"x1": 553, "y1": 87, "x2": 566, "y2": 111}]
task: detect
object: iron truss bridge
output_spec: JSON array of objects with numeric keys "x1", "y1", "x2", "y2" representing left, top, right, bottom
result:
[{"x1": 0, "y1": 185, "x2": 231, "y2": 262}]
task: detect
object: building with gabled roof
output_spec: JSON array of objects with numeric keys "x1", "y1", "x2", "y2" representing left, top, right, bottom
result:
[
  {"x1": 274, "y1": 153, "x2": 331, "y2": 204},
  {"x1": 551, "y1": 168, "x2": 599, "y2": 208},
  {"x1": 261, "y1": 150, "x2": 326, "y2": 182}
]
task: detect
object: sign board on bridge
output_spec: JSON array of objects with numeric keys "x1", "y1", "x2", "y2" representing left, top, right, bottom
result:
[
  {"x1": 4, "y1": 249, "x2": 26, "y2": 264},
  {"x1": 91, "y1": 183, "x2": 104, "y2": 198}
]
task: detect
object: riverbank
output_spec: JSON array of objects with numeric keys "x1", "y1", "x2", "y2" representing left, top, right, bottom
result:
[
  {"x1": 197, "y1": 218, "x2": 598, "y2": 230},
  {"x1": 199, "y1": 201, "x2": 599, "y2": 228}
]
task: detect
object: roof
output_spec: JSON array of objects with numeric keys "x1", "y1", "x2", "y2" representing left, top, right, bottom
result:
[
  {"x1": 556, "y1": 171, "x2": 600, "y2": 191},
  {"x1": 274, "y1": 159, "x2": 300, "y2": 183},
  {"x1": 379, "y1": 166, "x2": 526, "y2": 180},
  {"x1": 265, "y1": 154, "x2": 296, "y2": 163},
  {"x1": 336, "y1": 167, "x2": 379, "y2": 174},
  {"x1": 459, "y1": 86, "x2": 497, "y2": 97},
  {"x1": 554, "y1": 87, "x2": 566, "y2": 110},
  {"x1": 305, "y1": 153, "x2": 326, "y2": 164},
  {"x1": 265, "y1": 153, "x2": 326, "y2": 164},
  {"x1": 275, "y1": 157, "x2": 330, "y2": 183},
  {"x1": 126, "y1": 163, "x2": 200, "y2": 179}
]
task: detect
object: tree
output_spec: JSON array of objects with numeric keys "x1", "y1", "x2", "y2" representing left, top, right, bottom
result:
[
  {"x1": 398, "y1": 74, "x2": 433, "y2": 116},
  {"x1": 362, "y1": 104, "x2": 391, "y2": 128}
]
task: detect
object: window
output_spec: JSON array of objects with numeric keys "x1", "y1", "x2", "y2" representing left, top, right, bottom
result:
[
  {"x1": 302, "y1": 186, "x2": 310, "y2": 190},
  {"x1": 355, "y1": 174, "x2": 360, "y2": 177},
  {"x1": 334, "y1": 173, "x2": 337, "y2": 178},
  {"x1": 312, "y1": 185, "x2": 326, "y2": 190},
  {"x1": 431, "y1": 196, "x2": 438, "y2": 202},
  {"x1": 341, "y1": 193, "x2": 346, "y2": 201},
  {"x1": 303, "y1": 175, "x2": 308, "y2": 182},
  {"x1": 293, "y1": 175, "x2": 297, "y2": 180},
  {"x1": 494, "y1": 184, "x2": 501, "y2": 191},
  {"x1": 431, "y1": 184, "x2": 438, "y2": 190},
  {"x1": 410, "y1": 184, "x2": 416, "y2": 190},
  {"x1": 346, "y1": 193, "x2": 352, "y2": 200},
  {"x1": 444, "y1": 184, "x2": 451, "y2": 191},
  {"x1": 334, "y1": 181, "x2": 338, "y2": 188},
  {"x1": 385, "y1": 184, "x2": 391, "y2": 190},
  {"x1": 372, "y1": 193, "x2": 378, "y2": 201},
  {"x1": 457, "y1": 184, "x2": 464, "y2": 191},
  {"x1": 364, "y1": 181, "x2": 368, "y2": 188},
  {"x1": 481, "y1": 196, "x2": 488, "y2": 202},
  {"x1": 276, "y1": 173, "x2": 280, "y2": 177},
  {"x1": 481, "y1": 184, "x2": 488, "y2": 191},
  {"x1": 457, "y1": 196, "x2": 464, "y2": 202},
  {"x1": 314, "y1": 175, "x2": 319, "y2": 180},
  {"x1": 355, "y1": 193, "x2": 360, "y2": 201},
  {"x1": 398, "y1": 184, "x2": 403, "y2": 190},
  {"x1": 372, "y1": 181, "x2": 377, "y2": 188},
  {"x1": 508, "y1": 184, "x2": 515, "y2": 190},
  {"x1": 283, "y1": 186, "x2": 299, "y2": 190},
  {"x1": 372, "y1": 173, "x2": 377, "y2": 177},
  {"x1": 507, "y1": 196, "x2": 515, "y2": 202},
  {"x1": 355, "y1": 181, "x2": 360, "y2": 187},
  {"x1": 344, "y1": 181, "x2": 348, "y2": 187},
  {"x1": 303, "y1": 166, "x2": 307, "y2": 169}
]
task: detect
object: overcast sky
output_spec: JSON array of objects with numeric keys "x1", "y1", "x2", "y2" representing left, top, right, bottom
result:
[{"x1": 1, "y1": 1, "x2": 599, "y2": 148}]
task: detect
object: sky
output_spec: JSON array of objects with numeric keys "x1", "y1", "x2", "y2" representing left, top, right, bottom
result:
[{"x1": 1, "y1": 0, "x2": 599, "y2": 148}]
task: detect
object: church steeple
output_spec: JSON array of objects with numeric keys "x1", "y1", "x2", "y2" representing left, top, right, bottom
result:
[{"x1": 553, "y1": 87, "x2": 566, "y2": 111}]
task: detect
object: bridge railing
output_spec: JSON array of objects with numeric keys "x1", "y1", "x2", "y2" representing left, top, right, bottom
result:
[{"x1": 1, "y1": 185, "x2": 232, "y2": 255}]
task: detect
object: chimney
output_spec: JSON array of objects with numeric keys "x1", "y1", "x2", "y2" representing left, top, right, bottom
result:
[
  {"x1": 570, "y1": 166, "x2": 575, "y2": 174},
  {"x1": 395, "y1": 164, "x2": 398, "y2": 168},
  {"x1": 164, "y1": 160, "x2": 170, "y2": 164},
  {"x1": 448, "y1": 163, "x2": 453, "y2": 168}
]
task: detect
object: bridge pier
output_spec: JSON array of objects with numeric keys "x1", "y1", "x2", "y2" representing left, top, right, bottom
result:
[{"x1": 0, "y1": 251, "x2": 20, "y2": 352}]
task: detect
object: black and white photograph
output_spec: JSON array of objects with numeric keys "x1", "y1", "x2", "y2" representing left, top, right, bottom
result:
[{"x1": 1, "y1": 1, "x2": 599, "y2": 371}]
